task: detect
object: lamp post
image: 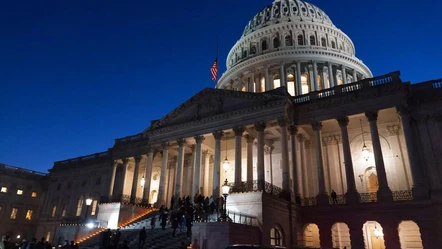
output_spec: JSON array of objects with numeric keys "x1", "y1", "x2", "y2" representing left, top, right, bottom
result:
[
  {"x1": 84, "y1": 196, "x2": 92, "y2": 220},
  {"x1": 221, "y1": 179, "x2": 231, "y2": 221}
]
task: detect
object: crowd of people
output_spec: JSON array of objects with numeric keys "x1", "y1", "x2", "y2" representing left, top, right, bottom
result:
[{"x1": 0, "y1": 236, "x2": 54, "y2": 249}]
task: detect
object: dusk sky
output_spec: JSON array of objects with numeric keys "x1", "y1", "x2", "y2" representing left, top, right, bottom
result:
[{"x1": 1, "y1": 0, "x2": 441, "y2": 173}]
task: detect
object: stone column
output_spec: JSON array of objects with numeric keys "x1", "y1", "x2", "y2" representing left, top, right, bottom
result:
[
  {"x1": 397, "y1": 107, "x2": 428, "y2": 199},
  {"x1": 337, "y1": 116, "x2": 359, "y2": 204},
  {"x1": 108, "y1": 160, "x2": 119, "y2": 197},
  {"x1": 250, "y1": 72, "x2": 255, "y2": 92},
  {"x1": 175, "y1": 138, "x2": 186, "y2": 198},
  {"x1": 327, "y1": 62, "x2": 335, "y2": 88},
  {"x1": 265, "y1": 145, "x2": 274, "y2": 185},
  {"x1": 297, "y1": 134, "x2": 307, "y2": 197},
  {"x1": 120, "y1": 158, "x2": 130, "y2": 197},
  {"x1": 312, "y1": 121, "x2": 328, "y2": 204},
  {"x1": 255, "y1": 122, "x2": 266, "y2": 190},
  {"x1": 130, "y1": 156, "x2": 142, "y2": 203},
  {"x1": 265, "y1": 65, "x2": 271, "y2": 91},
  {"x1": 382, "y1": 220, "x2": 402, "y2": 249},
  {"x1": 193, "y1": 135, "x2": 205, "y2": 198},
  {"x1": 278, "y1": 117, "x2": 291, "y2": 192},
  {"x1": 365, "y1": 111, "x2": 392, "y2": 202},
  {"x1": 288, "y1": 126, "x2": 300, "y2": 197},
  {"x1": 312, "y1": 61, "x2": 319, "y2": 91},
  {"x1": 202, "y1": 150, "x2": 210, "y2": 195},
  {"x1": 296, "y1": 61, "x2": 303, "y2": 95},
  {"x1": 244, "y1": 134, "x2": 254, "y2": 187},
  {"x1": 233, "y1": 126, "x2": 244, "y2": 189},
  {"x1": 333, "y1": 67, "x2": 339, "y2": 86},
  {"x1": 212, "y1": 131, "x2": 223, "y2": 198},
  {"x1": 341, "y1": 65, "x2": 348, "y2": 85},
  {"x1": 142, "y1": 146, "x2": 155, "y2": 204},
  {"x1": 352, "y1": 69, "x2": 358, "y2": 82},
  {"x1": 280, "y1": 63, "x2": 286, "y2": 88},
  {"x1": 156, "y1": 142, "x2": 169, "y2": 207},
  {"x1": 188, "y1": 145, "x2": 196, "y2": 196}
]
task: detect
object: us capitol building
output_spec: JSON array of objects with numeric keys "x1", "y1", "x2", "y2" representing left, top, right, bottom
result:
[{"x1": 2, "y1": 0, "x2": 441, "y2": 248}]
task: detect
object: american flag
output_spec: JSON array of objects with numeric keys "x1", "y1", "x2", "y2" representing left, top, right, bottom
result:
[{"x1": 210, "y1": 58, "x2": 218, "y2": 82}]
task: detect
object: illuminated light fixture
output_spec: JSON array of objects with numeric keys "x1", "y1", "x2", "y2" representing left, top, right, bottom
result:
[
  {"x1": 140, "y1": 176, "x2": 145, "y2": 187},
  {"x1": 16, "y1": 235, "x2": 20, "y2": 239},
  {"x1": 360, "y1": 119, "x2": 370, "y2": 161},
  {"x1": 85, "y1": 197, "x2": 93, "y2": 206},
  {"x1": 223, "y1": 135, "x2": 230, "y2": 172},
  {"x1": 373, "y1": 226, "x2": 383, "y2": 239}
]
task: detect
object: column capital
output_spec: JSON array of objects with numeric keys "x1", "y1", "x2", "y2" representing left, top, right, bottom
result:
[
  {"x1": 387, "y1": 125, "x2": 400, "y2": 136},
  {"x1": 396, "y1": 106, "x2": 410, "y2": 117},
  {"x1": 122, "y1": 158, "x2": 130, "y2": 164},
  {"x1": 277, "y1": 117, "x2": 288, "y2": 127},
  {"x1": 279, "y1": 61, "x2": 285, "y2": 66},
  {"x1": 264, "y1": 145, "x2": 274, "y2": 155},
  {"x1": 212, "y1": 130, "x2": 224, "y2": 140},
  {"x1": 188, "y1": 144, "x2": 196, "y2": 152},
  {"x1": 244, "y1": 134, "x2": 255, "y2": 143},
  {"x1": 296, "y1": 134, "x2": 304, "y2": 142},
  {"x1": 113, "y1": 159, "x2": 121, "y2": 166},
  {"x1": 177, "y1": 138, "x2": 186, "y2": 147},
  {"x1": 365, "y1": 111, "x2": 378, "y2": 122},
  {"x1": 254, "y1": 122, "x2": 266, "y2": 132},
  {"x1": 161, "y1": 142, "x2": 170, "y2": 150},
  {"x1": 337, "y1": 116, "x2": 349, "y2": 127},
  {"x1": 288, "y1": 125, "x2": 298, "y2": 135},
  {"x1": 146, "y1": 145, "x2": 155, "y2": 154},
  {"x1": 202, "y1": 149, "x2": 210, "y2": 156},
  {"x1": 134, "y1": 155, "x2": 143, "y2": 163},
  {"x1": 233, "y1": 126, "x2": 245, "y2": 136},
  {"x1": 311, "y1": 121, "x2": 323, "y2": 131},
  {"x1": 194, "y1": 135, "x2": 205, "y2": 144}
]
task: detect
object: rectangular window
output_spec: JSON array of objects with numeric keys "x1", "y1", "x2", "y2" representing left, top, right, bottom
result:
[
  {"x1": 31, "y1": 192, "x2": 37, "y2": 198},
  {"x1": 1, "y1": 187, "x2": 7, "y2": 193},
  {"x1": 17, "y1": 189, "x2": 23, "y2": 195},
  {"x1": 45, "y1": 231, "x2": 51, "y2": 242},
  {"x1": 61, "y1": 204, "x2": 67, "y2": 217},
  {"x1": 91, "y1": 200, "x2": 98, "y2": 215},
  {"x1": 51, "y1": 205, "x2": 57, "y2": 218},
  {"x1": 26, "y1": 209, "x2": 33, "y2": 220},
  {"x1": 10, "y1": 208, "x2": 18, "y2": 219},
  {"x1": 76, "y1": 198, "x2": 83, "y2": 217}
]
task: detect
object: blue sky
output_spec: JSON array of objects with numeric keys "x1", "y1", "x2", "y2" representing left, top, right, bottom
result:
[{"x1": 0, "y1": 0, "x2": 441, "y2": 173}]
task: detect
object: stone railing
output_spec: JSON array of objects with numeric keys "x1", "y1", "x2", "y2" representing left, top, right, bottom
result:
[
  {"x1": 195, "y1": 209, "x2": 259, "y2": 227},
  {"x1": 55, "y1": 151, "x2": 108, "y2": 165},
  {"x1": 228, "y1": 180, "x2": 290, "y2": 201},
  {"x1": 0, "y1": 163, "x2": 47, "y2": 176},
  {"x1": 300, "y1": 190, "x2": 414, "y2": 207}
]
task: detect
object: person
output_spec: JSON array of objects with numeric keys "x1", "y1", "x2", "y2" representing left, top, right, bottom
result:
[
  {"x1": 113, "y1": 229, "x2": 121, "y2": 249},
  {"x1": 138, "y1": 227, "x2": 146, "y2": 249},
  {"x1": 331, "y1": 190, "x2": 337, "y2": 204},
  {"x1": 34, "y1": 238, "x2": 44, "y2": 249},
  {"x1": 150, "y1": 216, "x2": 157, "y2": 230},
  {"x1": 179, "y1": 214, "x2": 186, "y2": 234},
  {"x1": 0, "y1": 236, "x2": 7, "y2": 249},
  {"x1": 179, "y1": 242, "x2": 187, "y2": 249}
]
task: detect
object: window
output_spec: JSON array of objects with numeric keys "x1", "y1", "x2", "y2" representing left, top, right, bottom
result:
[
  {"x1": 261, "y1": 40, "x2": 267, "y2": 51},
  {"x1": 297, "y1": 35, "x2": 304, "y2": 45},
  {"x1": 273, "y1": 75, "x2": 281, "y2": 89},
  {"x1": 242, "y1": 50, "x2": 247, "y2": 58},
  {"x1": 301, "y1": 73, "x2": 309, "y2": 94},
  {"x1": 1, "y1": 187, "x2": 7, "y2": 193},
  {"x1": 310, "y1": 35, "x2": 316, "y2": 45},
  {"x1": 76, "y1": 196, "x2": 84, "y2": 216},
  {"x1": 96, "y1": 177, "x2": 101, "y2": 185},
  {"x1": 321, "y1": 37, "x2": 326, "y2": 47},
  {"x1": 287, "y1": 74, "x2": 295, "y2": 96},
  {"x1": 51, "y1": 205, "x2": 57, "y2": 218},
  {"x1": 17, "y1": 189, "x2": 23, "y2": 195},
  {"x1": 0, "y1": 206, "x2": 2, "y2": 216},
  {"x1": 45, "y1": 231, "x2": 51, "y2": 243},
  {"x1": 61, "y1": 204, "x2": 67, "y2": 217},
  {"x1": 331, "y1": 41, "x2": 336, "y2": 49},
  {"x1": 273, "y1": 37, "x2": 280, "y2": 49},
  {"x1": 270, "y1": 228, "x2": 282, "y2": 246},
  {"x1": 250, "y1": 45, "x2": 256, "y2": 54},
  {"x1": 260, "y1": 77, "x2": 265, "y2": 92},
  {"x1": 91, "y1": 200, "x2": 98, "y2": 215},
  {"x1": 285, "y1": 35, "x2": 292, "y2": 46},
  {"x1": 10, "y1": 208, "x2": 18, "y2": 220},
  {"x1": 31, "y1": 192, "x2": 37, "y2": 198},
  {"x1": 26, "y1": 209, "x2": 33, "y2": 220}
]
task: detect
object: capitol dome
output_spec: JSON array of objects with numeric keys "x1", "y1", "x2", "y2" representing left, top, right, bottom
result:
[{"x1": 217, "y1": 0, "x2": 372, "y2": 96}]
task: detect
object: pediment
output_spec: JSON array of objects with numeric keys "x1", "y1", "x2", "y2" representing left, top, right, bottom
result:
[{"x1": 145, "y1": 87, "x2": 290, "y2": 132}]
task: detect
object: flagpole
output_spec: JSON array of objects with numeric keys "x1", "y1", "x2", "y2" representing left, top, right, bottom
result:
[{"x1": 216, "y1": 36, "x2": 219, "y2": 85}]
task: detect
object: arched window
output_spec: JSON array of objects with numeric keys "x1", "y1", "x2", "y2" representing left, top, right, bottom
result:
[
  {"x1": 331, "y1": 41, "x2": 336, "y2": 49},
  {"x1": 321, "y1": 37, "x2": 326, "y2": 47},
  {"x1": 241, "y1": 84, "x2": 246, "y2": 92},
  {"x1": 339, "y1": 44, "x2": 343, "y2": 50},
  {"x1": 310, "y1": 35, "x2": 316, "y2": 46},
  {"x1": 262, "y1": 40, "x2": 268, "y2": 51},
  {"x1": 287, "y1": 74, "x2": 295, "y2": 96},
  {"x1": 260, "y1": 77, "x2": 265, "y2": 92},
  {"x1": 273, "y1": 74, "x2": 281, "y2": 89},
  {"x1": 297, "y1": 35, "x2": 304, "y2": 45},
  {"x1": 251, "y1": 45, "x2": 256, "y2": 55},
  {"x1": 76, "y1": 196, "x2": 84, "y2": 216},
  {"x1": 301, "y1": 73, "x2": 309, "y2": 94},
  {"x1": 242, "y1": 50, "x2": 247, "y2": 58},
  {"x1": 273, "y1": 37, "x2": 280, "y2": 48},
  {"x1": 270, "y1": 228, "x2": 282, "y2": 246},
  {"x1": 285, "y1": 35, "x2": 292, "y2": 46}
]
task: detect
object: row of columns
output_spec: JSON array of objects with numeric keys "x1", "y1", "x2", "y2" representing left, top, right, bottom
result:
[{"x1": 234, "y1": 61, "x2": 362, "y2": 94}]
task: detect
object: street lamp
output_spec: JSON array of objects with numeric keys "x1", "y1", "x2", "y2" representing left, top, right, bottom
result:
[
  {"x1": 221, "y1": 179, "x2": 231, "y2": 221},
  {"x1": 85, "y1": 196, "x2": 93, "y2": 219},
  {"x1": 140, "y1": 175, "x2": 145, "y2": 187}
]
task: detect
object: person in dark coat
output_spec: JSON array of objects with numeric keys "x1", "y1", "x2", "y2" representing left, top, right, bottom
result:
[
  {"x1": 138, "y1": 227, "x2": 146, "y2": 249},
  {"x1": 171, "y1": 212, "x2": 179, "y2": 237},
  {"x1": 161, "y1": 211, "x2": 168, "y2": 230}
]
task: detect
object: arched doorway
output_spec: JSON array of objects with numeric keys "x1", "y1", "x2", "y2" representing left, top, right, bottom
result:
[
  {"x1": 332, "y1": 223, "x2": 351, "y2": 249},
  {"x1": 365, "y1": 167, "x2": 379, "y2": 193},
  {"x1": 398, "y1": 221, "x2": 423, "y2": 249},
  {"x1": 303, "y1": 223, "x2": 320, "y2": 248},
  {"x1": 287, "y1": 74, "x2": 295, "y2": 96},
  {"x1": 149, "y1": 190, "x2": 158, "y2": 204},
  {"x1": 363, "y1": 221, "x2": 386, "y2": 249},
  {"x1": 270, "y1": 227, "x2": 283, "y2": 246},
  {"x1": 273, "y1": 74, "x2": 281, "y2": 89}
]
